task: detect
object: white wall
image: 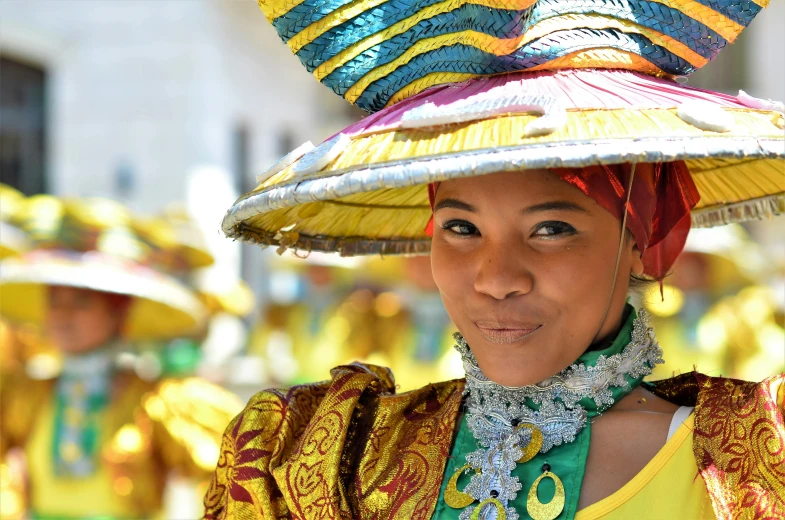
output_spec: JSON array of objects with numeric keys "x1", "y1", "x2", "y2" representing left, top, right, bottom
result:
[
  {"x1": 0, "y1": 0, "x2": 352, "y2": 295},
  {"x1": 0, "y1": 0, "x2": 337, "y2": 213},
  {"x1": 746, "y1": 0, "x2": 785, "y2": 101}
]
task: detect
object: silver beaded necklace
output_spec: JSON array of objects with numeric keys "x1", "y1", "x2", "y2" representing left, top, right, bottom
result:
[{"x1": 453, "y1": 309, "x2": 663, "y2": 520}]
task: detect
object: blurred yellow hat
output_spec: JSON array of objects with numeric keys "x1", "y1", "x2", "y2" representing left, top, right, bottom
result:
[
  {"x1": 161, "y1": 204, "x2": 215, "y2": 269},
  {"x1": 0, "y1": 185, "x2": 31, "y2": 259},
  {"x1": 133, "y1": 205, "x2": 214, "y2": 275},
  {"x1": 0, "y1": 196, "x2": 207, "y2": 340},
  {"x1": 199, "y1": 279, "x2": 256, "y2": 318}
]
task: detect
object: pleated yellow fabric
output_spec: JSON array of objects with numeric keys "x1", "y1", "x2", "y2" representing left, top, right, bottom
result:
[{"x1": 227, "y1": 102, "x2": 784, "y2": 255}]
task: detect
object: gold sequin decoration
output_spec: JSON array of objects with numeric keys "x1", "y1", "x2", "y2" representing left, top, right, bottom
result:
[
  {"x1": 444, "y1": 464, "x2": 478, "y2": 508},
  {"x1": 469, "y1": 497, "x2": 507, "y2": 520},
  {"x1": 516, "y1": 423, "x2": 543, "y2": 463},
  {"x1": 526, "y1": 471, "x2": 565, "y2": 520}
]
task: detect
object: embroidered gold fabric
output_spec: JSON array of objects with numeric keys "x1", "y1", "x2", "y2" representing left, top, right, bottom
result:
[
  {"x1": 204, "y1": 366, "x2": 785, "y2": 519},
  {"x1": 691, "y1": 374, "x2": 785, "y2": 518},
  {"x1": 203, "y1": 363, "x2": 464, "y2": 519},
  {"x1": 0, "y1": 370, "x2": 239, "y2": 518}
]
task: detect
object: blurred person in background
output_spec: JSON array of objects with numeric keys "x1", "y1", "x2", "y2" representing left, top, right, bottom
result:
[
  {"x1": 134, "y1": 205, "x2": 256, "y2": 382},
  {"x1": 646, "y1": 225, "x2": 785, "y2": 380},
  {"x1": 0, "y1": 195, "x2": 240, "y2": 519},
  {"x1": 249, "y1": 254, "x2": 460, "y2": 390},
  {"x1": 0, "y1": 184, "x2": 36, "y2": 520},
  {"x1": 247, "y1": 257, "x2": 356, "y2": 385},
  {"x1": 204, "y1": 1, "x2": 784, "y2": 519}
]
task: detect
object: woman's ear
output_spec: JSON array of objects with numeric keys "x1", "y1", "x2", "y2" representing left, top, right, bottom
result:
[{"x1": 630, "y1": 244, "x2": 645, "y2": 276}]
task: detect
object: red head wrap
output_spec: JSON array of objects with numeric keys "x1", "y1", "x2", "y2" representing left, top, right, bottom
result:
[{"x1": 425, "y1": 162, "x2": 700, "y2": 280}]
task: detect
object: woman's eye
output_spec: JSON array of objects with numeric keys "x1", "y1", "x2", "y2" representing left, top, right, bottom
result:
[
  {"x1": 532, "y1": 221, "x2": 576, "y2": 238},
  {"x1": 442, "y1": 220, "x2": 479, "y2": 236}
]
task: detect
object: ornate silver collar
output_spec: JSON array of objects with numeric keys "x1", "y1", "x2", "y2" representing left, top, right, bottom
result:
[{"x1": 452, "y1": 309, "x2": 663, "y2": 520}]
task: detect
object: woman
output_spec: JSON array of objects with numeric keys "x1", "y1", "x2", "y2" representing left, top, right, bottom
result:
[
  {"x1": 0, "y1": 196, "x2": 239, "y2": 519},
  {"x1": 205, "y1": 1, "x2": 784, "y2": 518}
]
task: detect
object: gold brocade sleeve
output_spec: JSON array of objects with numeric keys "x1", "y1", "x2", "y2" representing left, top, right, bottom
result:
[
  {"x1": 0, "y1": 373, "x2": 51, "y2": 520},
  {"x1": 692, "y1": 373, "x2": 785, "y2": 518},
  {"x1": 0, "y1": 372, "x2": 51, "y2": 459},
  {"x1": 203, "y1": 363, "x2": 464, "y2": 520}
]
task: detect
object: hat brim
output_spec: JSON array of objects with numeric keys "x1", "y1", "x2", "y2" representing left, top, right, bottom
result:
[
  {"x1": 0, "y1": 222, "x2": 30, "y2": 260},
  {"x1": 0, "y1": 251, "x2": 207, "y2": 340},
  {"x1": 223, "y1": 71, "x2": 784, "y2": 256}
]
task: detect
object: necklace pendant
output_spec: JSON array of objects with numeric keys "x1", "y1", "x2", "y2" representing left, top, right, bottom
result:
[
  {"x1": 453, "y1": 310, "x2": 662, "y2": 520},
  {"x1": 445, "y1": 464, "x2": 478, "y2": 509},
  {"x1": 469, "y1": 498, "x2": 507, "y2": 520},
  {"x1": 526, "y1": 470, "x2": 565, "y2": 520},
  {"x1": 515, "y1": 424, "x2": 542, "y2": 463}
]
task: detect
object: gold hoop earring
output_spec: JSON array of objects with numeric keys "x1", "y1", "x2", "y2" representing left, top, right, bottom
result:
[{"x1": 526, "y1": 468, "x2": 565, "y2": 520}]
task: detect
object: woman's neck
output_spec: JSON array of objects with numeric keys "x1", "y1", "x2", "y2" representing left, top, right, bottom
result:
[
  {"x1": 585, "y1": 305, "x2": 632, "y2": 353},
  {"x1": 61, "y1": 339, "x2": 122, "y2": 376}
]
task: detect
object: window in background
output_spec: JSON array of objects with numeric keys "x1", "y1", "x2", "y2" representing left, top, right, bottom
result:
[
  {"x1": 232, "y1": 124, "x2": 251, "y2": 194},
  {"x1": 0, "y1": 56, "x2": 47, "y2": 195},
  {"x1": 233, "y1": 123, "x2": 255, "y2": 299}
]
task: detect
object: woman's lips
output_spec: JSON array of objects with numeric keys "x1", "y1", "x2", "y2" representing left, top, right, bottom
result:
[{"x1": 474, "y1": 322, "x2": 542, "y2": 344}]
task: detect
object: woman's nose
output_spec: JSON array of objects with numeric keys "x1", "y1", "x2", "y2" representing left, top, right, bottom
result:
[{"x1": 473, "y1": 240, "x2": 534, "y2": 300}]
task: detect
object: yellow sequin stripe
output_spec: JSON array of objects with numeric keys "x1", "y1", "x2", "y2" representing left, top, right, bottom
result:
[
  {"x1": 287, "y1": 0, "x2": 537, "y2": 54},
  {"x1": 315, "y1": 0, "x2": 490, "y2": 81},
  {"x1": 527, "y1": 48, "x2": 666, "y2": 75},
  {"x1": 280, "y1": 0, "x2": 742, "y2": 59},
  {"x1": 258, "y1": 0, "x2": 304, "y2": 23},
  {"x1": 385, "y1": 72, "x2": 477, "y2": 108},
  {"x1": 346, "y1": 30, "x2": 527, "y2": 103},
  {"x1": 287, "y1": 0, "x2": 389, "y2": 53},
  {"x1": 346, "y1": 14, "x2": 696, "y2": 104},
  {"x1": 384, "y1": 50, "x2": 664, "y2": 107},
  {"x1": 313, "y1": 0, "x2": 537, "y2": 80},
  {"x1": 649, "y1": 0, "x2": 743, "y2": 42}
]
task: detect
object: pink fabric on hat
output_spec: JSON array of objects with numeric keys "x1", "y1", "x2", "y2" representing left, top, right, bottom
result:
[{"x1": 338, "y1": 69, "x2": 746, "y2": 138}]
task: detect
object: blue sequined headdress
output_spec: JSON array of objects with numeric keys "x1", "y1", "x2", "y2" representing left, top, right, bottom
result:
[{"x1": 261, "y1": 0, "x2": 767, "y2": 112}]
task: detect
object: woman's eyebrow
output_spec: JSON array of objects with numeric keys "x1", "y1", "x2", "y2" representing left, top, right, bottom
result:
[
  {"x1": 522, "y1": 200, "x2": 589, "y2": 215},
  {"x1": 433, "y1": 198, "x2": 476, "y2": 213}
]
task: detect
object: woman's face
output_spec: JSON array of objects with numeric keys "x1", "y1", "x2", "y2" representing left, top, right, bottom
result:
[
  {"x1": 430, "y1": 170, "x2": 643, "y2": 386},
  {"x1": 46, "y1": 286, "x2": 126, "y2": 354}
]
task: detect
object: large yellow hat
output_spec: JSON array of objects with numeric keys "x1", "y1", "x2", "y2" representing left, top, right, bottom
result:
[
  {"x1": 0, "y1": 196, "x2": 207, "y2": 340},
  {"x1": 222, "y1": 0, "x2": 783, "y2": 256},
  {"x1": 133, "y1": 205, "x2": 215, "y2": 275},
  {"x1": 0, "y1": 185, "x2": 30, "y2": 260}
]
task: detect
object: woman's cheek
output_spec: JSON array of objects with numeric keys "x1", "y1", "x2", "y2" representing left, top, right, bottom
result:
[
  {"x1": 432, "y1": 245, "x2": 475, "y2": 313},
  {"x1": 533, "y1": 248, "x2": 587, "y2": 297},
  {"x1": 433, "y1": 252, "x2": 464, "y2": 297}
]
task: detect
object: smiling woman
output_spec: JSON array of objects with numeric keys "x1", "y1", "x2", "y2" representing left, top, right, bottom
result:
[
  {"x1": 205, "y1": 1, "x2": 784, "y2": 519},
  {"x1": 431, "y1": 170, "x2": 644, "y2": 387}
]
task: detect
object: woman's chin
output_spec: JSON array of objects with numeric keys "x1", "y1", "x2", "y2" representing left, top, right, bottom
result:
[{"x1": 58, "y1": 342, "x2": 104, "y2": 355}]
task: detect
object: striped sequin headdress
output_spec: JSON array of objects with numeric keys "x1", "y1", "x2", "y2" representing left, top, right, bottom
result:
[{"x1": 223, "y1": 0, "x2": 783, "y2": 256}]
